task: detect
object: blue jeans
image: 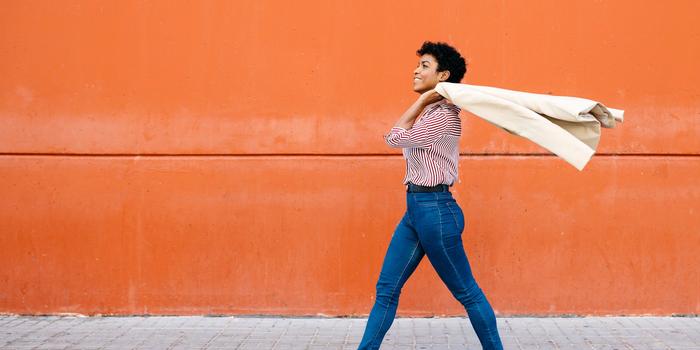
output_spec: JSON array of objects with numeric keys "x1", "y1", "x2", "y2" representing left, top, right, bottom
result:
[{"x1": 358, "y1": 191, "x2": 503, "y2": 350}]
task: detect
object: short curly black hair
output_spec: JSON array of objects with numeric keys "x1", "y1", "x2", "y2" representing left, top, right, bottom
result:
[{"x1": 416, "y1": 41, "x2": 467, "y2": 83}]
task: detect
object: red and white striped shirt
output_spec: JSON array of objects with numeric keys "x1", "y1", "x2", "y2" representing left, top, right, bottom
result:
[{"x1": 384, "y1": 99, "x2": 462, "y2": 186}]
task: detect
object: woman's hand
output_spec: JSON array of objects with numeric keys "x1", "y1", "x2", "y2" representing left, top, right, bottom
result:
[
  {"x1": 391, "y1": 89, "x2": 444, "y2": 130},
  {"x1": 418, "y1": 89, "x2": 444, "y2": 107}
]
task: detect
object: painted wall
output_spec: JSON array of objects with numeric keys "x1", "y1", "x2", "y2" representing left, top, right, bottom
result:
[{"x1": 1, "y1": 1, "x2": 698, "y2": 316}]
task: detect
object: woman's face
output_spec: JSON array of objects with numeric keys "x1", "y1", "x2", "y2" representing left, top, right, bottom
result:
[{"x1": 413, "y1": 54, "x2": 449, "y2": 93}]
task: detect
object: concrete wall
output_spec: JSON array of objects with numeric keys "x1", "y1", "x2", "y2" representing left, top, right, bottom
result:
[{"x1": 1, "y1": 0, "x2": 698, "y2": 316}]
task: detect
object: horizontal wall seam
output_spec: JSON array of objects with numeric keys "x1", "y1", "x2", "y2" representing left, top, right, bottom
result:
[{"x1": 0, "y1": 153, "x2": 699, "y2": 158}]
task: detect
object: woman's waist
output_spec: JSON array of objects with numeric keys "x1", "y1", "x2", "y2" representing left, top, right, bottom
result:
[{"x1": 406, "y1": 182, "x2": 450, "y2": 193}]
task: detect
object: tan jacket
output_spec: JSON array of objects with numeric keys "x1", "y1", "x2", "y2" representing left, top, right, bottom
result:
[{"x1": 434, "y1": 82, "x2": 624, "y2": 171}]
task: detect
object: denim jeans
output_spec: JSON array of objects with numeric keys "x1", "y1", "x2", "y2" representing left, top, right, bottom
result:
[{"x1": 358, "y1": 191, "x2": 503, "y2": 350}]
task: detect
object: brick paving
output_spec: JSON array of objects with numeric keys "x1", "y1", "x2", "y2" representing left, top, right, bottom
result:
[{"x1": 0, "y1": 315, "x2": 698, "y2": 349}]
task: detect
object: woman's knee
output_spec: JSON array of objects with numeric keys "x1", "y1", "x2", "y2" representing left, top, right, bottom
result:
[
  {"x1": 374, "y1": 279, "x2": 402, "y2": 306},
  {"x1": 453, "y1": 281, "x2": 487, "y2": 306}
]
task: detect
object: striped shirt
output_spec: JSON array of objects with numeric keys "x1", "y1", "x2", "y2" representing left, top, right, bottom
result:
[{"x1": 384, "y1": 99, "x2": 462, "y2": 186}]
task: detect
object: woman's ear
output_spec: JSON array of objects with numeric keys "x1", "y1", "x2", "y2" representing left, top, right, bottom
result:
[{"x1": 439, "y1": 70, "x2": 450, "y2": 82}]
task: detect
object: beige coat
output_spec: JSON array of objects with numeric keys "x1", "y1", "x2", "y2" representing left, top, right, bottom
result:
[{"x1": 434, "y1": 82, "x2": 624, "y2": 171}]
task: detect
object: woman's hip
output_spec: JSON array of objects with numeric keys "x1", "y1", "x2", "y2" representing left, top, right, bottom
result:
[{"x1": 406, "y1": 192, "x2": 465, "y2": 235}]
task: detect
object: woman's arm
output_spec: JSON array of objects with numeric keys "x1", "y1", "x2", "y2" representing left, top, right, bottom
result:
[
  {"x1": 393, "y1": 89, "x2": 444, "y2": 129},
  {"x1": 384, "y1": 90, "x2": 452, "y2": 149}
]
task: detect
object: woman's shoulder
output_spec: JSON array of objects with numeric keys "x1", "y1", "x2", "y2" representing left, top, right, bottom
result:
[
  {"x1": 425, "y1": 99, "x2": 460, "y2": 117},
  {"x1": 439, "y1": 99, "x2": 461, "y2": 114}
]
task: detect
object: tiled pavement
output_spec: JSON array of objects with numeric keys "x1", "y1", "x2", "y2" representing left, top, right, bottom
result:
[{"x1": 0, "y1": 315, "x2": 698, "y2": 349}]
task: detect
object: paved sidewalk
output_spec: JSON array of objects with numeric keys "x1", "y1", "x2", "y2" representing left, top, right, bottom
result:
[{"x1": 0, "y1": 315, "x2": 698, "y2": 349}]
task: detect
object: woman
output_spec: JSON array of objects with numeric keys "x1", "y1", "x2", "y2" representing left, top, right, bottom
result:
[{"x1": 357, "y1": 41, "x2": 504, "y2": 350}]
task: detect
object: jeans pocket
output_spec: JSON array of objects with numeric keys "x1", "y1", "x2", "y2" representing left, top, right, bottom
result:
[
  {"x1": 414, "y1": 201, "x2": 438, "y2": 208},
  {"x1": 446, "y1": 201, "x2": 465, "y2": 233},
  {"x1": 411, "y1": 193, "x2": 439, "y2": 208}
]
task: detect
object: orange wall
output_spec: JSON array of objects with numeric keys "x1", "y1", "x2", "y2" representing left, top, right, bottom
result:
[{"x1": 1, "y1": 1, "x2": 699, "y2": 316}]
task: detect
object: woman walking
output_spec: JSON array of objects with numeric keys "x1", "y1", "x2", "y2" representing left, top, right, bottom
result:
[{"x1": 357, "y1": 41, "x2": 504, "y2": 350}]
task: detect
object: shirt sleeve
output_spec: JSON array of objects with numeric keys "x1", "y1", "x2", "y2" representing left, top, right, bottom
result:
[{"x1": 384, "y1": 108, "x2": 451, "y2": 148}]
